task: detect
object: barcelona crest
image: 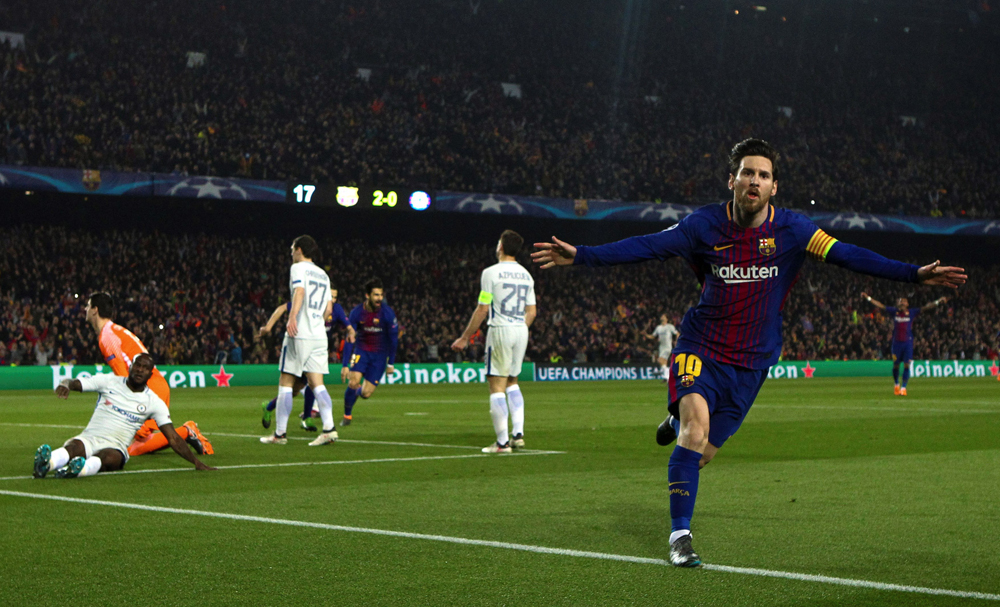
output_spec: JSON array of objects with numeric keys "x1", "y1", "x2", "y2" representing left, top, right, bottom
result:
[
  {"x1": 680, "y1": 374, "x2": 695, "y2": 388},
  {"x1": 82, "y1": 169, "x2": 102, "y2": 191},
  {"x1": 758, "y1": 237, "x2": 776, "y2": 256},
  {"x1": 336, "y1": 186, "x2": 359, "y2": 207}
]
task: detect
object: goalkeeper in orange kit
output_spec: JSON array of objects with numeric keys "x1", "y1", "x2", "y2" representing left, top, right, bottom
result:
[{"x1": 84, "y1": 292, "x2": 213, "y2": 457}]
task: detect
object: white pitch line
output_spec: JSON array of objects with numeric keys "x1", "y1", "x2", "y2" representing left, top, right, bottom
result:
[
  {"x1": 753, "y1": 404, "x2": 1000, "y2": 414},
  {"x1": 0, "y1": 449, "x2": 564, "y2": 482},
  {"x1": 206, "y1": 432, "x2": 562, "y2": 454},
  {"x1": 1, "y1": 489, "x2": 997, "y2": 602}
]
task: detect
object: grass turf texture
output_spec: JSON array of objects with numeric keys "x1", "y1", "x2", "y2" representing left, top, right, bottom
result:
[{"x1": 1, "y1": 377, "x2": 998, "y2": 606}]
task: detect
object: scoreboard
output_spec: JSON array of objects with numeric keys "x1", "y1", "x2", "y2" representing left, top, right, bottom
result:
[{"x1": 286, "y1": 183, "x2": 432, "y2": 211}]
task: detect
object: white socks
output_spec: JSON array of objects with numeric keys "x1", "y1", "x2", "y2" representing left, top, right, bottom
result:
[
  {"x1": 661, "y1": 364, "x2": 669, "y2": 380},
  {"x1": 506, "y1": 384, "x2": 525, "y2": 436},
  {"x1": 312, "y1": 385, "x2": 335, "y2": 432},
  {"x1": 79, "y1": 456, "x2": 102, "y2": 477},
  {"x1": 489, "y1": 392, "x2": 509, "y2": 445},
  {"x1": 275, "y1": 386, "x2": 294, "y2": 435},
  {"x1": 50, "y1": 447, "x2": 70, "y2": 471},
  {"x1": 669, "y1": 530, "x2": 692, "y2": 545}
]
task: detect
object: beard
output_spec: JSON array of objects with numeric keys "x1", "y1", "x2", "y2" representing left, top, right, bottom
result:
[{"x1": 734, "y1": 188, "x2": 769, "y2": 216}]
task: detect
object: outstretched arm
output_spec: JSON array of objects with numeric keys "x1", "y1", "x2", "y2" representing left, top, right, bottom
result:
[
  {"x1": 920, "y1": 296, "x2": 948, "y2": 312},
  {"x1": 160, "y1": 423, "x2": 215, "y2": 470},
  {"x1": 825, "y1": 241, "x2": 966, "y2": 288},
  {"x1": 860, "y1": 292, "x2": 887, "y2": 310},
  {"x1": 452, "y1": 305, "x2": 489, "y2": 350},
  {"x1": 54, "y1": 379, "x2": 83, "y2": 398},
  {"x1": 533, "y1": 225, "x2": 692, "y2": 270}
]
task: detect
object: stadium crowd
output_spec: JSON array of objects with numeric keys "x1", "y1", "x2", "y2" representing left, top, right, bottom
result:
[
  {"x1": 2, "y1": 224, "x2": 997, "y2": 369},
  {"x1": 1, "y1": 0, "x2": 998, "y2": 218}
]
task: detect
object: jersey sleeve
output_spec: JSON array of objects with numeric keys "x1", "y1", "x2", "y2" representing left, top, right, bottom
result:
[
  {"x1": 384, "y1": 306, "x2": 399, "y2": 365},
  {"x1": 148, "y1": 396, "x2": 172, "y2": 428},
  {"x1": 886, "y1": 306, "x2": 897, "y2": 315},
  {"x1": 574, "y1": 219, "x2": 695, "y2": 267},
  {"x1": 793, "y1": 213, "x2": 920, "y2": 283},
  {"x1": 78, "y1": 373, "x2": 113, "y2": 392},
  {"x1": 332, "y1": 303, "x2": 349, "y2": 328},
  {"x1": 478, "y1": 269, "x2": 494, "y2": 305},
  {"x1": 98, "y1": 327, "x2": 131, "y2": 376},
  {"x1": 289, "y1": 264, "x2": 306, "y2": 292}
]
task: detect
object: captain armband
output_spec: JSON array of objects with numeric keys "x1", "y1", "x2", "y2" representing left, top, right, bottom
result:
[
  {"x1": 806, "y1": 229, "x2": 838, "y2": 262},
  {"x1": 478, "y1": 291, "x2": 493, "y2": 305}
]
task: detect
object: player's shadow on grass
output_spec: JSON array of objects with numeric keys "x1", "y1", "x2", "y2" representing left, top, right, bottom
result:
[{"x1": 608, "y1": 503, "x2": 672, "y2": 557}]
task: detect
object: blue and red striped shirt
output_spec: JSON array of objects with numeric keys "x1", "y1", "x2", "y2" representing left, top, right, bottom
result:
[
  {"x1": 885, "y1": 306, "x2": 920, "y2": 344},
  {"x1": 575, "y1": 201, "x2": 920, "y2": 369}
]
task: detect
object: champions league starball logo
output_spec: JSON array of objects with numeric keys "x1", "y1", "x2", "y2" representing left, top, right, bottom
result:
[
  {"x1": 166, "y1": 177, "x2": 249, "y2": 199},
  {"x1": 456, "y1": 194, "x2": 525, "y2": 214}
]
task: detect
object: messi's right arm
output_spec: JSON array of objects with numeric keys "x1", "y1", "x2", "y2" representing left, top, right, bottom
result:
[{"x1": 572, "y1": 222, "x2": 695, "y2": 268}]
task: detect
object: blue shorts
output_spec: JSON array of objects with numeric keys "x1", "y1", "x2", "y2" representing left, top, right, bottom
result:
[
  {"x1": 348, "y1": 350, "x2": 388, "y2": 386},
  {"x1": 891, "y1": 342, "x2": 913, "y2": 362},
  {"x1": 667, "y1": 351, "x2": 768, "y2": 449}
]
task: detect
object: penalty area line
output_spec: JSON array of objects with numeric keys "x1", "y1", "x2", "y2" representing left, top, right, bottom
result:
[{"x1": 0, "y1": 490, "x2": 997, "y2": 602}]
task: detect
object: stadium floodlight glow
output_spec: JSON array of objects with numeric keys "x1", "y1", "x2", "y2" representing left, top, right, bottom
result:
[
  {"x1": 159, "y1": 324, "x2": 164, "y2": 330},
  {"x1": 754, "y1": 5, "x2": 767, "y2": 11},
  {"x1": 811, "y1": 200, "x2": 816, "y2": 205},
  {"x1": 409, "y1": 191, "x2": 432, "y2": 211}
]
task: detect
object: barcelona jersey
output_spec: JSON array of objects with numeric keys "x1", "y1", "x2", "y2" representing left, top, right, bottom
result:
[
  {"x1": 575, "y1": 201, "x2": 920, "y2": 369},
  {"x1": 342, "y1": 302, "x2": 399, "y2": 366},
  {"x1": 886, "y1": 306, "x2": 920, "y2": 344}
]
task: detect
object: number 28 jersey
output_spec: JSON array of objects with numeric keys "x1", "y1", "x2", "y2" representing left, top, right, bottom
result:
[
  {"x1": 289, "y1": 261, "x2": 332, "y2": 340},
  {"x1": 479, "y1": 261, "x2": 536, "y2": 328}
]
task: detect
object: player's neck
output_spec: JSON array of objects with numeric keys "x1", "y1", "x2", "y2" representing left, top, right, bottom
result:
[
  {"x1": 731, "y1": 199, "x2": 769, "y2": 229},
  {"x1": 125, "y1": 377, "x2": 146, "y2": 393},
  {"x1": 93, "y1": 317, "x2": 110, "y2": 333},
  {"x1": 498, "y1": 255, "x2": 516, "y2": 263}
]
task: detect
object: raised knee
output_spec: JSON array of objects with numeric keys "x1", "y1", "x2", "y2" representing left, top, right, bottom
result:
[{"x1": 678, "y1": 424, "x2": 709, "y2": 452}]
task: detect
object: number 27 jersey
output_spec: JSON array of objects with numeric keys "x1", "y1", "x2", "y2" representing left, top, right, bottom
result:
[
  {"x1": 289, "y1": 261, "x2": 332, "y2": 340},
  {"x1": 480, "y1": 261, "x2": 536, "y2": 328}
]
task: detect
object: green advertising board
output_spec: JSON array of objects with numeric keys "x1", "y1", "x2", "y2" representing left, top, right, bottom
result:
[
  {"x1": 765, "y1": 359, "x2": 999, "y2": 379},
  {"x1": 0, "y1": 362, "x2": 536, "y2": 391}
]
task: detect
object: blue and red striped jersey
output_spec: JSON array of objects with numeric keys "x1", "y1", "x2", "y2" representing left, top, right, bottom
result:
[
  {"x1": 885, "y1": 306, "x2": 920, "y2": 344},
  {"x1": 342, "y1": 302, "x2": 399, "y2": 365},
  {"x1": 575, "y1": 201, "x2": 921, "y2": 369}
]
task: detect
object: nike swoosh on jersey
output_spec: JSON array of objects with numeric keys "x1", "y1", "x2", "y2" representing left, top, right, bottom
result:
[{"x1": 713, "y1": 244, "x2": 734, "y2": 251}]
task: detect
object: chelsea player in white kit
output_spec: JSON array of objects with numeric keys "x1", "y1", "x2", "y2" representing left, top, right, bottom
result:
[
  {"x1": 452, "y1": 230, "x2": 536, "y2": 453},
  {"x1": 647, "y1": 314, "x2": 679, "y2": 381},
  {"x1": 33, "y1": 353, "x2": 214, "y2": 478},
  {"x1": 261, "y1": 235, "x2": 337, "y2": 446}
]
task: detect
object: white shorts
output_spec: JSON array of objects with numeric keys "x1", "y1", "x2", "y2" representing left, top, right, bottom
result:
[
  {"x1": 658, "y1": 348, "x2": 672, "y2": 361},
  {"x1": 66, "y1": 432, "x2": 130, "y2": 464},
  {"x1": 485, "y1": 325, "x2": 529, "y2": 378},
  {"x1": 280, "y1": 336, "x2": 329, "y2": 376}
]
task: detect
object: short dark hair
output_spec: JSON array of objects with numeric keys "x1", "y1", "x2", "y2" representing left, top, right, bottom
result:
[
  {"x1": 364, "y1": 278, "x2": 383, "y2": 294},
  {"x1": 499, "y1": 230, "x2": 524, "y2": 257},
  {"x1": 88, "y1": 292, "x2": 115, "y2": 319},
  {"x1": 292, "y1": 235, "x2": 321, "y2": 261},
  {"x1": 729, "y1": 138, "x2": 779, "y2": 181}
]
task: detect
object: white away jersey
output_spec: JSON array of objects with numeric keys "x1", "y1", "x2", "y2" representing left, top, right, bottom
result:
[
  {"x1": 289, "y1": 261, "x2": 332, "y2": 340},
  {"x1": 78, "y1": 374, "x2": 171, "y2": 450},
  {"x1": 479, "y1": 261, "x2": 536, "y2": 327},
  {"x1": 654, "y1": 323, "x2": 678, "y2": 352}
]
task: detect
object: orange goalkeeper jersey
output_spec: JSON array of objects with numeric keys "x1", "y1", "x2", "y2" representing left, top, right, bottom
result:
[{"x1": 98, "y1": 320, "x2": 170, "y2": 406}]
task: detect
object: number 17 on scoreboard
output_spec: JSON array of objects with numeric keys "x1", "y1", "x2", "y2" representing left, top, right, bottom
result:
[{"x1": 293, "y1": 184, "x2": 316, "y2": 203}]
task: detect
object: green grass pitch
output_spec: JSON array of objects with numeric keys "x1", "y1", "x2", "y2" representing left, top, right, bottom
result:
[{"x1": 1, "y1": 377, "x2": 998, "y2": 606}]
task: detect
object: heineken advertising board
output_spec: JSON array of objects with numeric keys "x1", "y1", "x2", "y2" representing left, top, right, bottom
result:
[{"x1": 0, "y1": 362, "x2": 535, "y2": 391}]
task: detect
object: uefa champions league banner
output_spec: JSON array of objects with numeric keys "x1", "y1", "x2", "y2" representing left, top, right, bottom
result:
[
  {"x1": 0, "y1": 362, "x2": 535, "y2": 391},
  {"x1": 0, "y1": 165, "x2": 286, "y2": 202},
  {"x1": 535, "y1": 360, "x2": 1000, "y2": 382},
  {"x1": 434, "y1": 190, "x2": 1000, "y2": 236}
]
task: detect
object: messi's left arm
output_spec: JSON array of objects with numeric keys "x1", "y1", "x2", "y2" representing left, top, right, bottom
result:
[{"x1": 803, "y1": 225, "x2": 965, "y2": 287}]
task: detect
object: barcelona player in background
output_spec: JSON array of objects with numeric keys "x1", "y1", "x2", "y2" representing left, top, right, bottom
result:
[
  {"x1": 340, "y1": 278, "x2": 398, "y2": 425},
  {"x1": 533, "y1": 138, "x2": 966, "y2": 567},
  {"x1": 861, "y1": 292, "x2": 947, "y2": 395}
]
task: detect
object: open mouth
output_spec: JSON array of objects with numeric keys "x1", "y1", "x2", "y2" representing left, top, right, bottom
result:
[{"x1": 747, "y1": 191, "x2": 760, "y2": 200}]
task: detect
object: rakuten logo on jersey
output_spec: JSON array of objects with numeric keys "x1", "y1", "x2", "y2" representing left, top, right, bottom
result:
[{"x1": 710, "y1": 264, "x2": 779, "y2": 284}]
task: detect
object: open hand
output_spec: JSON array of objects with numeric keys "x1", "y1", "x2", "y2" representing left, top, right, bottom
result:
[
  {"x1": 917, "y1": 261, "x2": 966, "y2": 289},
  {"x1": 531, "y1": 236, "x2": 577, "y2": 269}
]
